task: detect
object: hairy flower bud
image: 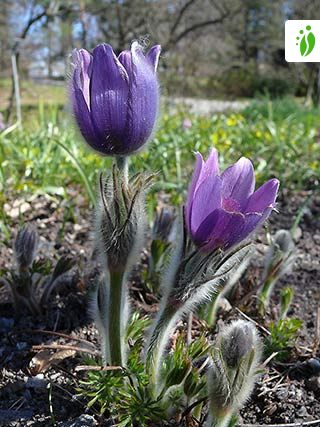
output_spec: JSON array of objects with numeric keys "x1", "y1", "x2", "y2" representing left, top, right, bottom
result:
[
  {"x1": 259, "y1": 229, "x2": 296, "y2": 313},
  {"x1": 152, "y1": 207, "x2": 175, "y2": 242},
  {"x1": 14, "y1": 225, "x2": 39, "y2": 272},
  {"x1": 207, "y1": 320, "x2": 263, "y2": 427},
  {"x1": 220, "y1": 322, "x2": 254, "y2": 369},
  {"x1": 95, "y1": 165, "x2": 150, "y2": 274},
  {"x1": 274, "y1": 229, "x2": 295, "y2": 253}
]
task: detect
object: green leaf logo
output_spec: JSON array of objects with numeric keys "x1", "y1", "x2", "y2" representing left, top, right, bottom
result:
[{"x1": 297, "y1": 25, "x2": 316, "y2": 57}]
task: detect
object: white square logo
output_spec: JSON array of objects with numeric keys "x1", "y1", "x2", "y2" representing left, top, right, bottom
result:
[{"x1": 285, "y1": 20, "x2": 320, "y2": 62}]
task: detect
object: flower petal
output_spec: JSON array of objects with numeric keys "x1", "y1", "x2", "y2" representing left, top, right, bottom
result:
[
  {"x1": 72, "y1": 87, "x2": 102, "y2": 153},
  {"x1": 198, "y1": 148, "x2": 219, "y2": 186},
  {"x1": 201, "y1": 209, "x2": 246, "y2": 251},
  {"x1": 185, "y1": 152, "x2": 204, "y2": 231},
  {"x1": 72, "y1": 49, "x2": 92, "y2": 109},
  {"x1": 245, "y1": 178, "x2": 279, "y2": 214},
  {"x1": 193, "y1": 209, "x2": 220, "y2": 247},
  {"x1": 146, "y1": 45, "x2": 161, "y2": 72},
  {"x1": 190, "y1": 175, "x2": 222, "y2": 235},
  {"x1": 118, "y1": 50, "x2": 132, "y2": 74},
  {"x1": 123, "y1": 41, "x2": 159, "y2": 152},
  {"x1": 90, "y1": 43, "x2": 129, "y2": 153},
  {"x1": 221, "y1": 157, "x2": 255, "y2": 208}
]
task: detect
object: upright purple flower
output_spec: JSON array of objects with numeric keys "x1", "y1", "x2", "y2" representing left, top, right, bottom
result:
[
  {"x1": 71, "y1": 42, "x2": 161, "y2": 156},
  {"x1": 185, "y1": 149, "x2": 279, "y2": 251}
]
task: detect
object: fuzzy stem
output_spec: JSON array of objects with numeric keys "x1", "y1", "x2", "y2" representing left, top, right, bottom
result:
[
  {"x1": 146, "y1": 304, "x2": 178, "y2": 394},
  {"x1": 258, "y1": 276, "x2": 276, "y2": 314},
  {"x1": 116, "y1": 156, "x2": 128, "y2": 185},
  {"x1": 206, "y1": 293, "x2": 220, "y2": 326},
  {"x1": 108, "y1": 270, "x2": 124, "y2": 366}
]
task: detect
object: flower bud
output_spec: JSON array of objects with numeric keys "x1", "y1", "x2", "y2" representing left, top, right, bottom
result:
[
  {"x1": 274, "y1": 229, "x2": 295, "y2": 253},
  {"x1": 14, "y1": 225, "x2": 39, "y2": 272},
  {"x1": 152, "y1": 207, "x2": 175, "y2": 242},
  {"x1": 220, "y1": 321, "x2": 254, "y2": 369},
  {"x1": 71, "y1": 42, "x2": 161, "y2": 156},
  {"x1": 95, "y1": 166, "x2": 149, "y2": 274},
  {"x1": 207, "y1": 320, "x2": 263, "y2": 426}
]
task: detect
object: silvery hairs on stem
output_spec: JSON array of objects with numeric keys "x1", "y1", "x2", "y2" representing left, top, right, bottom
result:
[
  {"x1": 262, "y1": 229, "x2": 296, "y2": 283},
  {"x1": 145, "y1": 210, "x2": 253, "y2": 392},
  {"x1": 95, "y1": 165, "x2": 151, "y2": 274},
  {"x1": 207, "y1": 320, "x2": 263, "y2": 427},
  {"x1": 259, "y1": 229, "x2": 296, "y2": 312},
  {"x1": 90, "y1": 163, "x2": 152, "y2": 364}
]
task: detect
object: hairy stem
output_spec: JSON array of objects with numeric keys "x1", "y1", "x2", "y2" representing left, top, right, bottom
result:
[
  {"x1": 108, "y1": 270, "x2": 124, "y2": 366},
  {"x1": 206, "y1": 293, "x2": 220, "y2": 326},
  {"x1": 146, "y1": 304, "x2": 178, "y2": 394},
  {"x1": 258, "y1": 276, "x2": 276, "y2": 314},
  {"x1": 116, "y1": 156, "x2": 128, "y2": 185}
]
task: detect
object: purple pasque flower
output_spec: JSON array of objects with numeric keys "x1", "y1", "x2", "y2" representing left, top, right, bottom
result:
[
  {"x1": 71, "y1": 42, "x2": 161, "y2": 156},
  {"x1": 185, "y1": 149, "x2": 279, "y2": 251}
]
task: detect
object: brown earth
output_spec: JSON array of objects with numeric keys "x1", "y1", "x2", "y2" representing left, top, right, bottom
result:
[{"x1": 0, "y1": 188, "x2": 319, "y2": 426}]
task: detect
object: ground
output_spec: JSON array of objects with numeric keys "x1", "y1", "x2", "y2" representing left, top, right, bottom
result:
[{"x1": 0, "y1": 188, "x2": 319, "y2": 426}]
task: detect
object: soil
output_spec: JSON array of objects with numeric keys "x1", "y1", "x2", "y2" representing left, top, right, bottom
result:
[{"x1": 0, "y1": 187, "x2": 319, "y2": 426}]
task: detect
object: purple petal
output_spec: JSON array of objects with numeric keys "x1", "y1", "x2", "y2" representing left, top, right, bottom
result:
[
  {"x1": 90, "y1": 44, "x2": 129, "y2": 153},
  {"x1": 72, "y1": 88, "x2": 101, "y2": 152},
  {"x1": 198, "y1": 148, "x2": 219, "y2": 186},
  {"x1": 185, "y1": 152, "x2": 204, "y2": 231},
  {"x1": 202, "y1": 209, "x2": 246, "y2": 251},
  {"x1": 245, "y1": 179, "x2": 279, "y2": 214},
  {"x1": 193, "y1": 209, "x2": 220, "y2": 246},
  {"x1": 190, "y1": 175, "x2": 222, "y2": 235},
  {"x1": 122, "y1": 41, "x2": 159, "y2": 152},
  {"x1": 146, "y1": 45, "x2": 161, "y2": 72},
  {"x1": 72, "y1": 49, "x2": 92, "y2": 109},
  {"x1": 118, "y1": 50, "x2": 132, "y2": 74},
  {"x1": 241, "y1": 211, "x2": 268, "y2": 239},
  {"x1": 221, "y1": 157, "x2": 255, "y2": 208}
]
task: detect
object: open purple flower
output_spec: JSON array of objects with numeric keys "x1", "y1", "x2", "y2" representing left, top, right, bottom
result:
[
  {"x1": 185, "y1": 149, "x2": 279, "y2": 251},
  {"x1": 71, "y1": 42, "x2": 161, "y2": 156}
]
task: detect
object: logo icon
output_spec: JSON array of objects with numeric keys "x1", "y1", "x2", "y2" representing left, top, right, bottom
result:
[
  {"x1": 285, "y1": 20, "x2": 320, "y2": 62},
  {"x1": 296, "y1": 25, "x2": 315, "y2": 56}
]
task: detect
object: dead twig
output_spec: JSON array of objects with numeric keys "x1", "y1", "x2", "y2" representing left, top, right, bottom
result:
[
  {"x1": 32, "y1": 344, "x2": 99, "y2": 356},
  {"x1": 75, "y1": 365, "x2": 123, "y2": 372},
  {"x1": 234, "y1": 307, "x2": 271, "y2": 336},
  {"x1": 12, "y1": 329, "x2": 97, "y2": 349},
  {"x1": 262, "y1": 352, "x2": 279, "y2": 367}
]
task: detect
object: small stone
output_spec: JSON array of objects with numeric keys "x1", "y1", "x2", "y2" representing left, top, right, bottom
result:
[
  {"x1": 296, "y1": 406, "x2": 308, "y2": 418},
  {"x1": 217, "y1": 297, "x2": 232, "y2": 312},
  {"x1": 293, "y1": 226, "x2": 302, "y2": 241},
  {"x1": 314, "y1": 234, "x2": 320, "y2": 245},
  {"x1": 276, "y1": 388, "x2": 289, "y2": 400}
]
